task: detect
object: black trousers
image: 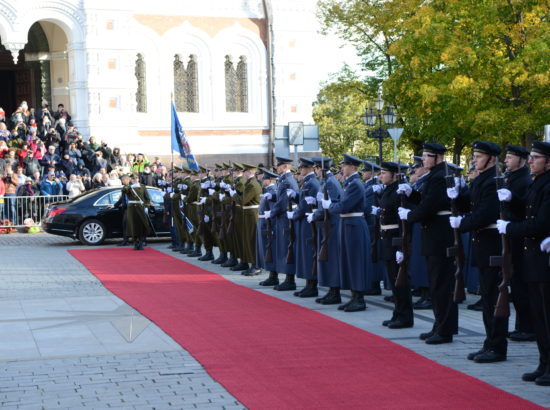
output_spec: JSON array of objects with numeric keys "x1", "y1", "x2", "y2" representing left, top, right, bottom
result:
[
  {"x1": 511, "y1": 268, "x2": 534, "y2": 333},
  {"x1": 426, "y1": 255, "x2": 458, "y2": 337},
  {"x1": 385, "y1": 260, "x2": 413, "y2": 324},
  {"x1": 121, "y1": 209, "x2": 128, "y2": 242},
  {"x1": 478, "y1": 266, "x2": 508, "y2": 355},
  {"x1": 528, "y1": 282, "x2": 550, "y2": 370}
]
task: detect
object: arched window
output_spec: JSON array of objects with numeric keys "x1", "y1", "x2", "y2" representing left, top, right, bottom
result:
[
  {"x1": 225, "y1": 55, "x2": 248, "y2": 113},
  {"x1": 135, "y1": 53, "x2": 147, "y2": 113},
  {"x1": 174, "y1": 54, "x2": 199, "y2": 113}
]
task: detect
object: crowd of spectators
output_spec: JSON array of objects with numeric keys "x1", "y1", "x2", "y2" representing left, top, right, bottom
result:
[{"x1": 0, "y1": 100, "x2": 169, "y2": 223}]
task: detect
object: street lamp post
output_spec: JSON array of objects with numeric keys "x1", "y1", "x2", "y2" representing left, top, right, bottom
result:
[{"x1": 362, "y1": 95, "x2": 397, "y2": 164}]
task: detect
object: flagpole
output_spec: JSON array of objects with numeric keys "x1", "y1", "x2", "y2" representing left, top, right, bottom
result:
[{"x1": 170, "y1": 93, "x2": 175, "y2": 191}]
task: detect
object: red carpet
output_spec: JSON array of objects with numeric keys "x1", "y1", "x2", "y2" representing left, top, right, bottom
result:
[{"x1": 70, "y1": 248, "x2": 540, "y2": 409}]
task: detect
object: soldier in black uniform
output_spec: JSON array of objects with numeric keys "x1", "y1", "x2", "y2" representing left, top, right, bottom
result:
[
  {"x1": 113, "y1": 174, "x2": 131, "y2": 246},
  {"x1": 398, "y1": 143, "x2": 457, "y2": 344},
  {"x1": 498, "y1": 141, "x2": 550, "y2": 385},
  {"x1": 448, "y1": 141, "x2": 507, "y2": 362},
  {"x1": 376, "y1": 162, "x2": 413, "y2": 328},
  {"x1": 498, "y1": 145, "x2": 535, "y2": 342}
]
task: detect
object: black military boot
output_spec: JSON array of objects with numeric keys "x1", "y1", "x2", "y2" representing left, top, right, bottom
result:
[
  {"x1": 136, "y1": 240, "x2": 144, "y2": 251},
  {"x1": 274, "y1": 274, "x2": 296, "y2": 291},
  {"x1": 536, "y1": 371, "x2": 550, "y2": 386},
  {"x1": 344, "y1": 291, "x2": 367, "y2": 312},
  {"x1": 189, "y1": 244, "x2": 202, "y2": 257},
  {"x1": 172, "y1": 243, "x2": 183, "y2": 252},
  {"x1": 180, "y1": 242, "x2": 193, "y2": 255},
  {"x1": 198, "y1": 249, "x2": 214, "y2": 261},
  {"x1": 522, "y1": 362, "x2": 546, "y2": 382},
  {"x1": 133, "y1": 239, "x2": 139, "y2": 250},
  {"x1": 230, "y1": 261, "x2": 249, "y2": 271},
  {"x1": 212, "y1": 252, "x2": 227, "y2": 264},
  {"x1": 259, "y1": 271, "x2": 279, "y2": 286},
  {"x1": 242, "y1": 266, "x2": 262, "y2": 276},
  {"x1": 320, "y1": 287, "x2": 341, "y2": 305},
  {"x1": 221, "y1": 254, "x2": 238, "y2": 268},
  {"x1": 297, "y1": 280, "x2": 318, "y2": 298},
  {"x1": 117, "y1": 240, "x2": 129, "y2": 247}
]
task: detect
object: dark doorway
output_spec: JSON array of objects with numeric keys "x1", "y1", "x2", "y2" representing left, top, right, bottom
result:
[
  {"x1": 0, "y1": 22, "x2": 50, "y2": 118},
  {"x1": 0, "y1": 70, "x2": 16, "y2": 115}
]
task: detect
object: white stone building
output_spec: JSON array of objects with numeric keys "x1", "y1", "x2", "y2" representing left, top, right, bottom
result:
[{"x1": 0, "y1": 0, "x2": 345, "y2": 165}]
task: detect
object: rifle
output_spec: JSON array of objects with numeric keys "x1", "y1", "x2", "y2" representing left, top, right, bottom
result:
[
  {"x1": 210, "y1": 176, "x2": 220, "y2": 236},
  {"x1": 227, "y1": 168, "x2": 237, "y2": 235},
  {"x1": 286, "y1": 183, "x2": 296, "y2": 264},
  {"x1": 371, "y1": 169, "x2": 380, "y2": 263},
  {"x1": 394, "y1": 161, "x2": 410, "y2": 288},
  {"x1": 307, "y1": 188, "x2": 318, "y2": 276},
  {"x1": 196, "y1": 176, "x2": 209, "y2": 237},
  {"x1": 264, "y1": 187, "x2": 274, "y2": 263},
  {"x1": 318, "y1": 158, "x2": 330, "y2": 262},
  {"x1": 445, "y1": 162, "x2": 466, "y2": 303},
  {"x1": 491, "y1": 162, "x2": 511, "y2": 318}
]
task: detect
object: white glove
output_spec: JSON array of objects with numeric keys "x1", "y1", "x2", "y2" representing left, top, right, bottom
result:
[
  {"x1": 371, "y1": 205, "x2": 380, "y2": 216},
  {"x1": 264, "y1": 192, "x2": 272, "y2": 201},
  {"x1": 144, "y1": 208, "x2": 148, "y2": 214},
  {"x1": 201, "y1": 182, "x2": 209, "y2": 189},
  {"x1": 209, "y1": 181, "x2": 216, "y2": 188},
  {"x1": 497, "y1": 188, "x2": 512, "y2": 202},
  {"x1": 169, "y1": 192, "x2": 175, "y2": 198},
  {"x1": 286, "y1": 189, "x2": 297, "y2": 199},
  {"x1": 316, "y1": 191, "x2": 324, "y2": 203},
  {"x1": 372, "y1": 184, "x2": 383, "y2": 194},
  {"x1": 396, "y1": 251, "x2": 404, "y2": 264},
  {"x1": 305, "y1": 196, "x2": 316, "y2": 205},
  {"x1": 219, "y1": 193, "x2": 225, "y2": 200},
  {"x1": 322, "y1": 198, "x2": 331, "y2": 209},
  {"x1": 208, "y1": 188, "x2": 215, "y2": 196},
  {"x1": 306, "y1": 213, "x2": 314, "y2": 223},
  {"x1": 229, "y1": 189, "x2": 237, "y2": 197},
  {"x1": 177, "y1": 184, "x2": 183, "y2": 190},
  {"x1": 181, "y1": 184, "x2": 187, "y2": 190},
  {"x1": 454, "y1": 176, "x2": 466, "y2": 188},
  {"x1": 220, "y1": 182, "x2": 227, "y2": 189},
  {"x1": 540, "y1": 237, "x2": 550, "y2": 253},
  {"x1": 224, "y1": 186, "x2": 231, "y2": 192},
  {"x1": 181, "y1": 195, "x2": 186, "y2": 200},
  {"x1": 204, "y1": 215, "x2": 210, "y2": 223},
  {"x1": 446, "y1": 186, "x2": 459, "y2": 199},
  {"x1": 199, "y1": 197, "x2": 207, "y2": 205},
  {"x1": 398, "y1": 207, "x2": 410, "y2": 220},
  {"x1": 397, "y1": 183, "x2": 412, "y2": 197},
  {"x1": 264, "y1": 210, "x2": 271, "y2": 219},
  {"x1": 496, "y1": 219, "x2": 510, "y2": 234},
  {"x1": 449, "y1": 215, "x2": 462, "y2": 228},
  {"x1": 166, "y1": 187, "x2": 172, "y2": 194},
  {"x1": 286, "y1": 211, "x2": 294, "y2": 219}
]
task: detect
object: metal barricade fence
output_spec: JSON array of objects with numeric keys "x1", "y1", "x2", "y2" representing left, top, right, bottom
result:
[{"x1": 0, "y1": 195, "x2": 70, "y2": 228}]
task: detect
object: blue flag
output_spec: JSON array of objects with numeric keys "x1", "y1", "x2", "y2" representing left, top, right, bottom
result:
[{"x1": 171, "y1": 102, "x2": 199, "y2": 171}]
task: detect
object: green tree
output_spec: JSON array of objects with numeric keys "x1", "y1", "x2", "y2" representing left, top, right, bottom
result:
[{"x1": 312, "y1": 66, "x2": 395, "y2": 160}]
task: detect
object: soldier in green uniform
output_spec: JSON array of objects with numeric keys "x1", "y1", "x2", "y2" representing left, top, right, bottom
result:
[
  {"x1": 188, "y1": 169, "x2": 203, "y2": 256},
  {"x1": 226, "y1": 163, "x2": 248, "y2": 271},
  {"x1": 197, "y1": 166, "x2": 215, "y2": 261},
  {"x1": 123, "y1": 174, "x2": 152, "y2": 250},
  {"x1": 220, "y1": 163, "x2": 238, "y2": 267},
  {"x1": 228, "y1": 163, "x2": 262, "y2": 275},
  {"x1": 179, "y1": 168, "x2": 194, "y2": 254},
  {"x1": 210, "y1": 164, "x2": 227, "y2": 264}
]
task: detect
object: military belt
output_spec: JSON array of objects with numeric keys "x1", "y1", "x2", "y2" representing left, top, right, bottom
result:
[
  {"x1": 341, "y1": 212, "x2": 364, "y2": 218},
  {"x1": 192, "y1": 201, "x2": 202, "y2": 205},
  {"x1": 258, "y1": 214, "x2": 266, "y2": 219},
  {"x1": 380, "y1": 224, "x2": 399, "y2": 230},
  {"x1": 480, "y1": 224, "x2": 498, "y2": 230},
  {"x1": 243, "y1": 205, "x2": 259, "y2": 209},
  {"x1": 437, "y1": 210, "x2": 452, "y2": 215},
  {"x1": 127, "y1": 200, "x2": 143, "y2": 204}
]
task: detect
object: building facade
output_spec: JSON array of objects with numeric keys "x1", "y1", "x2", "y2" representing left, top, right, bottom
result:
[{"x1": 0, "y1": 0, "x2": 338, "y2": 165}]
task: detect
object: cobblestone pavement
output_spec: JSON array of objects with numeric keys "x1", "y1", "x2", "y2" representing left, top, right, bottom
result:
[
  {"x1": 0, "y1": 233, "x2": 548, "y2": 408},
  {"x1": 0, "y1": 234, "x2": 243, "y2": 410}
]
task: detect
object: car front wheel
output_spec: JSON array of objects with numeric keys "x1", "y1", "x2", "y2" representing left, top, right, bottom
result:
[{"x1": 79, "y1": 219, "x2": 106, "y2": 245}]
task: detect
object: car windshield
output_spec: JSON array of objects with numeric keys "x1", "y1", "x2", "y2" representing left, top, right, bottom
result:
[{"x1": 148, "y1": 189, "x2": 164, "y2": 204}]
